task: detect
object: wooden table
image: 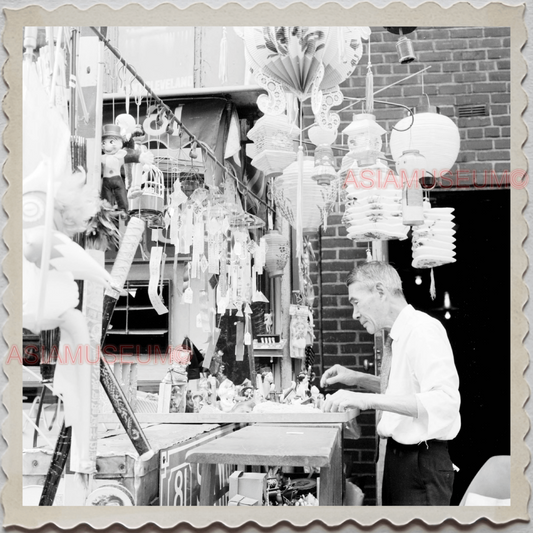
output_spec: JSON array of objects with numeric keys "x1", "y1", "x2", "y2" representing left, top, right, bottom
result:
[{"x1": 186, "y1": 424, "x2": 343, "y2": 506}]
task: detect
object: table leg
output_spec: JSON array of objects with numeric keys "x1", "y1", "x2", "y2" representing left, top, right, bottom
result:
[
  {"x1": 199, "y1": 464, "x2": 217, "y2": 506},
  {"x1": 319, "y1": 430, "x2": 343, "y2": 506}
]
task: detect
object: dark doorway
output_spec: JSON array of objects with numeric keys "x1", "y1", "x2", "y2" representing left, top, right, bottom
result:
[{"x1": 388, "y1": 188, "x2": 511, "y2": 505}]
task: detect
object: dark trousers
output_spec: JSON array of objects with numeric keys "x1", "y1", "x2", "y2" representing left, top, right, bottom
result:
[
  {"x1": 382, "y1": 438, "x2": 454, "y2": 505},
  {"x1": 101, "y1": 175, "x2": 128, "y2": 212}
]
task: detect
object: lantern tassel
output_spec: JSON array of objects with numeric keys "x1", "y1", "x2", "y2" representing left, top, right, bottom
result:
[
  {"x1": 429, "y1": 268, "x2": 436, "y2": 300},
  {"x1": 365, "y1": 41, "x2": 374, "y2": 113},
  {"x1": 366, "y1": 245, "x2": 372, "y2": 262}
]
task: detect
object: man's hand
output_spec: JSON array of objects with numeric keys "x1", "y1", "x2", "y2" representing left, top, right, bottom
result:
[
  {"x1": 320, "y1": 364, "x2": 359, "y2": 388},
  {"x1": 323, "y1": 390, "x2": 375, "y2": 413}
]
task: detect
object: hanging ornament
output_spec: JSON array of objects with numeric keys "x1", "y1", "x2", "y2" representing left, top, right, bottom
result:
[
  {"x1": 261, "y1": 230, "x2": 290, "y2": 278},
  {"x1": 308, "y1": 125, "x2": 338, "y2": 186},
  {"x1": 396, "y1": 149, "x2": 426, "y2": 226},
  {"x1": 390, "y1": 98, "x2": 461, "y2": 178},
  {"x1": 342, "y1": 113, "x2": 387, "y2": 167},
  {"x1": 273, "y1": 157, "x2": 339, "y2": 235}
]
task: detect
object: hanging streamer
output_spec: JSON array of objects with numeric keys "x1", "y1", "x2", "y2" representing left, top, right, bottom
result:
[
  {"x1": 219, "y1": 27, "x2": 228, "y2": 84},
  {"x1": 365, "y1": 40, "x2": 374, "y2": 113},
  {"x1": 430, "y1": 268, "x2": 436, "y2": 300},
  {"x1": 148, "y1": 246, "x2": 168, "y2": 315}
]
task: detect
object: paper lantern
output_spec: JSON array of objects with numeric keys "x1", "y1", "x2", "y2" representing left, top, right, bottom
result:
[
  {"x1": 390, "y1": 106, "x2": 460, "y2": 177},
  {"x1": 247, "y1": 114, "x2": 300, "y2": 177},
  {"x1": 308, "y1": 125, "x2": 338, "y2": 186},
  {"x1": 396, "y1": 149, "x2": 426, "y2": 226},
  {"x1": 411, "y1": 201, "x2": 456, "y2": 269},
  {"x1": 273, "y1": 157, "x2": 338, "y2": 234},
  {"x1": 262, "y1": 230, "x2": 290, "y2": 278},
  {"x1": 342, "y1": 113, "x2": 387, "y2": 165}
]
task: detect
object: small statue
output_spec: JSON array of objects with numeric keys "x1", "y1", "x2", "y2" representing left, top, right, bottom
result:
[
  {"x1": 100, "y1": 123, "x2": 153, "y2": 220},
  {"x1": 264, "y1": 312, "x2": 273, "y2": 334}
]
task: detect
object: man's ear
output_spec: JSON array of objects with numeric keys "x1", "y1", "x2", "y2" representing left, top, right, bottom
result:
[{"x1": 374, "y1": 282, "x2": 387, "y2": 299}]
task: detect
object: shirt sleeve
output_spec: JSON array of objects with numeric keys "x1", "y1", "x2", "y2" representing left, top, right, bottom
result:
[{"x1": 408, "y1": 320, "x2": 461, "y2": 440}]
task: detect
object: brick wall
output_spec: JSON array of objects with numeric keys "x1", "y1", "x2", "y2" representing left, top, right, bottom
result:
[{"x1": 303, "y1": 26, "x2": 511, "y2": 505}]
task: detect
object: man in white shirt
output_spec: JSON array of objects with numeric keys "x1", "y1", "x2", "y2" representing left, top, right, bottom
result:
[{"x1": 321, "y1": 261, "x2": 461, "y2": 505}]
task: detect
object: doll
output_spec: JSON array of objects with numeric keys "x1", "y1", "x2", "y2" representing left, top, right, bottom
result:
[{"x1": 101, "y1": 123, "x2": 153, "y2": 219}]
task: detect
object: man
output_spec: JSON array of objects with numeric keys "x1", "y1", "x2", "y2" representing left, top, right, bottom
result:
[{"x1": 321, "y1": 261, "x2": 461, "y2": 505}]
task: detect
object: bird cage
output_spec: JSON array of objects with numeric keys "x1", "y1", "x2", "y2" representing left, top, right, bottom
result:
[{"x1": 129, "y1": 165, "x2": 165, "y2": 219}]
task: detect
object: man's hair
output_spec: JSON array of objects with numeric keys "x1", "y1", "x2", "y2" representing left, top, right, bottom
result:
[{"x1": 346, "y1": 261, "x2": 404, "y2": 297}]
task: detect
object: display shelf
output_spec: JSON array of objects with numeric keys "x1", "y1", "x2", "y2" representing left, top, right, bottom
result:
[{"x1": 98, "y1": 409, "x2": 359, "y2": 425}]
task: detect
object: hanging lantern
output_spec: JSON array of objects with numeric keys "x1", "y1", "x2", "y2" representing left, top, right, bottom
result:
[
  {"x1": 262, "y1": 230, "x2": 290, "y2": 278},
  {"x1": 342, "y1": 159, "x2": 408, "y2": 242},
  {"x1": 390, "y1": 102, "x2": 461, "y2": 178},
  {"x1": 411, "y1": 201, "x2": 456, "y2": 269},
  {"x1": 396, "y1": 149, "x2": 426, "y2": 226},
  {"x1": 342, "y1": 113, "x2": 387, "y2": 166},
  {"x1": 308, "y1": 125, "x2": 338, "y2": 186},
  {"x1": 273, "y1": 157, "x2": 338, "y2": 234},
  {"x1": 384, "y1": 27, "x2": 417, "y2": 64},
  {"x1": 247, "y1": 114, "x2": 300, "y2": 178},
  {"x1": 129, "y1": 165, "x2": 166, "y2": 228}
]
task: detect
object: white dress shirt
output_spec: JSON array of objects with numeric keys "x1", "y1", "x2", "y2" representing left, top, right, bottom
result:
[{"x1": 377, "y1": 304, "x2": 461, "y2": 444}]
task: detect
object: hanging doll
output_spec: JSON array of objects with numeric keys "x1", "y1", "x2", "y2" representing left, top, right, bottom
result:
[{"x1": 100, "y1": 123, "x2": 153, "y2": 219}]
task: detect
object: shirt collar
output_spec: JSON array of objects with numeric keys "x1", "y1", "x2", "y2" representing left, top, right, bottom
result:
[{"x1": 389, "y1": 304, "x2": 415, "y2": 341}]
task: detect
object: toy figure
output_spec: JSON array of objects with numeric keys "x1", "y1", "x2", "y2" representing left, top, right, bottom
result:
[{"x1": 101, "y1": 123, "x2": 153, "y2": 219}]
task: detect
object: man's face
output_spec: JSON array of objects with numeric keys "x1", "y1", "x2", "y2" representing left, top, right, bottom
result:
[
  {"x1": 348, "y1": 281, "x2": 384, "y2": 334},
  {"x1": 102, "y1": 136, "x2": 123, "y2": 155}
]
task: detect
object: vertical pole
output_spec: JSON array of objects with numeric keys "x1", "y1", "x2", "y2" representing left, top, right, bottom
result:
[
  {"x1": 280, "y1": 215, "x2": 292, "y2": 389},
  {"x1": 69, "y1": 27, "x2": 78, "y2": 134}
]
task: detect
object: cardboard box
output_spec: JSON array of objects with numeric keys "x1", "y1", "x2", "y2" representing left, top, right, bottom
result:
[{"x1": 228, "y1": 471, "x2": 266, "y2": 505}]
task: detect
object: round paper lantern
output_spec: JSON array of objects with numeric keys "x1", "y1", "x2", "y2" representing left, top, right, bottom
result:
[
  {"x1": 274, "y1": 157, "x2": 338, "y2": 234},
  {"x1": 390, "y1": 107, "x2": 460, "y2": 177},
  {"x1": 262, "y1": 230, "x2": 290, "y2": 277}
]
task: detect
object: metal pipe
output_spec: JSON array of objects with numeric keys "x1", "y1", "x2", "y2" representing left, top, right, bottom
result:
[{"x1": 89, "y1": 26, "x2": 274, "y2": 213}]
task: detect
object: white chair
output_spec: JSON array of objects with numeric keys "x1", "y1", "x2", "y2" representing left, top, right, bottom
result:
[{"x1": 460, "y1": 455, "x2": 511, "y2": 506}]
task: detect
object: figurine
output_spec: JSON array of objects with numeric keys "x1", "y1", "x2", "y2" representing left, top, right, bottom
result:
[
  {"x1": 100, "y1": 124, "x2": 153, "y2": 220},
  {"x1": 264, "y1": 312, "x2": 273, "y2": 334},
  {"x1": 217, "y1": 379, "x2": 237, "y2": 412}
]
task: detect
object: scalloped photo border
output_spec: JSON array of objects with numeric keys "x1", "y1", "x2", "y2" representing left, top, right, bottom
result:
[{"x1": 1, "y1": 2, "x2": 528, "y2": 529}]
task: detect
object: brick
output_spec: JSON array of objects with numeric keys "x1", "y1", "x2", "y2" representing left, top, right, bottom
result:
[
  {"x1": 491, "y1": 93, "x2": 510, "y2": 104},
  {"x1": 503, "y1": 37, "x2": 511, "y2": 48},
  {"x1": 339, "y1": 247, "x2": 368, "y2": 260},
  {"x1": 321, "y1": 320, "x2": 339, "y2": 331},
  {"x1": 463, "y1": 140, "x2": 493, "y2": 151},
  {"x1": 477, "y1": 61, "x2": 498, "y2": 71},
  {"x1": 321, "y1": 249, "x2": 337, "y2": 260},
  {"x1": 484, "y1": 27, "x2": 510, "y2": 38},
  {"x1": 456, "y1": 151, "x2": 476, "y2": 163},
  {"x1": 487, "y1": 48, "x2": 510, "y2": 60},
  {"x1": 321, "y1": 272, "x2": 339, "y2": 284},
  {"x1": 369, "y1": 42, "x2": 396, "y2": 53},
  {"x1": 493, "y1": 115, "x2": 511, "y2": 126},
  {"x1": 423, "y1": 73, "x2": 455, "y2": 84},
  {"x1": 321, "y1": 225, "x2": 336, "y2": 237},
  {"x1": 322, "y1": 344, "x2": 339, "y2": 355},
  {"x1": 490, "y1": 104, "x2": 510, "y2": 115},
  {"x1": 375, "y1": 64, "x2": 392, "y2": 75},
  {"x1": 461, "y1": 62, "x2": 478, "y2": 72},
  {"x1": 453, "y1": 72, "x2": 487, "y2": 83},
  {"x1": 457, "y1": 116, "x2": 491, "y2": 128},
  {"x1": 497, "y1": 60, "x2": 511, "y2": 70},
  {"x1": 453, "y1": 49, "x2": 486, "y2": 61},
  {"x1": 435, "y1": 39, "x2": 467, "y2": 50},
  {"x1": 322, "y1": 306, "x2": 352, "y2": 319},
  {"x1": 441, "y1": 62, "x2": 462, "y2": 73},
  {"x1": 418, "y1": 51, "x2": 453, "y2": 63},
  {"x1": 417, "y1": 29, "x2": 450, "y2": 40},
  {"x1": 455, "y1": 94, "x2": 490, "y2": 106},
  {"x1": 488, "y1": 71, "x2": 510, "y2": 82},
  {"x1": 321, "y1": 296, "x2": 339, "y2": 307},
  {"x1": 450, "y1": 28, "x2": 484, "y2": 39},
  {"x1": 502, "y1": 127, "x2": 511, "y2": 137},
  {"x1": 469, "y1": 38, "x2": 503, "y2": 49},
  {"x1": 322, "y1": 283, "x2": 351, "y2": 295},
  {"x1": 340, "y1": 343, "x2": 374, "y2": 355},
  {"x1": 323, "y1": 332, "x2": 357, "y2": 343},
  {"x1": 477, "y1": 150, "x2": 510, "y2": 161},
  {"x1": 494, "y1": 139, "x2": 511, "y2": 150},
  {"x1": 471, "y1": 82, "x2": 507, "y2": 93}
]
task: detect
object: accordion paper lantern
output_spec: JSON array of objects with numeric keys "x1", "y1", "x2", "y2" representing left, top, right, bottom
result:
[{"x1": 411, "y1": 201, "x2": 456, "y2": 268}]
